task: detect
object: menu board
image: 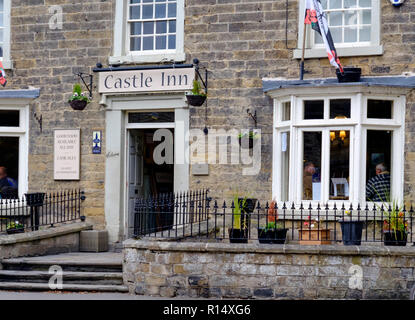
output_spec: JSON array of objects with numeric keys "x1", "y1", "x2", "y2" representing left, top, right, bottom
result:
[{"x1": 54, "y1": 129, "x2": 80, "y2": 180}]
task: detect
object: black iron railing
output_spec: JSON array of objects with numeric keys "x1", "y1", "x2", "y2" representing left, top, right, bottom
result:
[
  {"x1": 133, "y1": 193, "x2": 415, "y2": 246},
  {"x1": 0, "y1": 190, "x2": 85, "y2": 235}
]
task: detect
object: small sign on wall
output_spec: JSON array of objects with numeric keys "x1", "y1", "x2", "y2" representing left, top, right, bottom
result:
[
  {"x1": 54, "y1": 129, "x2": 80, "y2": 180},
  {"x1": 92, "y1": 131, "x2": 102, "y2": 154}
]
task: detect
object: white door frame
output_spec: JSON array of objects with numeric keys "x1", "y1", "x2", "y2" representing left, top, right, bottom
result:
[{"x1": 103, "y1": 93, "x2": 189, "y2": 243}]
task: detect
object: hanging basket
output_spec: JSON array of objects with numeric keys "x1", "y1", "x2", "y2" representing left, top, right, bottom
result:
[
  {"x1": 186, "y1": 94, "x2": 206, "y2": 107},
  {"x1": 69, "y1": 100, "x2": 88, "y2": 111}
]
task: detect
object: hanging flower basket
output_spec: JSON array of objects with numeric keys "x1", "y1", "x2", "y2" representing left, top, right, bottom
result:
[
  {"x1": 186, "y1": 94, "x2": 206, "y2": 107},
  {"x1": 69, "y1": 100, "x2": 88, "y2": 110}
]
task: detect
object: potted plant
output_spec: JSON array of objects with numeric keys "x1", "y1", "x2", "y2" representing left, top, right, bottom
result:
[
  {"x1": 339, "y1": 210, "x2": 364, "y2": 245},
  {"x1": 186, "y1": 80, "x2": 207, "y2": 106},
  {"x1": 299, "y1": 216, "x2": 331, "y2": 245},
  {"x1": 6, "y1": 220, "x2": 25, "y2": 234},
  {"x1": 258, "y1": 221, "x2": 288, "y2": 244},
  {"x1": 238, "y1": 131, "x2": 260, "y2": 149},
  {"x1": 68, "y1": 83, "x2": 90, "y2": 110},
  {"x1": 228, "y1": 195, "x2": 249, "y2": 243}
]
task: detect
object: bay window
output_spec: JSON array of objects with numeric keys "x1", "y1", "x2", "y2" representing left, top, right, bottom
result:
[{"x1": 272, "y1": 89, "x2": 405, "y2": 205}]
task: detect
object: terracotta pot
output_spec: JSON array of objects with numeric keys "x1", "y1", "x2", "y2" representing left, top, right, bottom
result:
[
  {"x1": 299, "y1": 229, "x2": 331, "y2": 245},
  {"x1": 69, "y1": 100, "x2": 88, "y2": 110}
]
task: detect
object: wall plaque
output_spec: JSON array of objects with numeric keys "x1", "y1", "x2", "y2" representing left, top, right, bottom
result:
[{"x1": 54, "y1": 129, "x2": 81, "y2": 180}]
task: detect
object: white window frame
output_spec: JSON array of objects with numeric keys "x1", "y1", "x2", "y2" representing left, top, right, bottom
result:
[
  {"x1": 272, "y1": 88, "x2": 405, "y2": 207},
  {"x1": 293, "y1": 0, "x2": 383, "y2": 59},
  {"x1": 110, "y1": 0, "x2": 185, "y2": 65},
  {"x1": 0, "y1": 0, "x2": 12, "y2": 69},
  {"x1": 0, "y1": 100, "x2": 29, "y2": 198}
]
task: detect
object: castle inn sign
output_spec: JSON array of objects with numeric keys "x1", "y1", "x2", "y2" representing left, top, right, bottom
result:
[{"x1": 98, "y1": 67, "x2": 195, "y2": 94}]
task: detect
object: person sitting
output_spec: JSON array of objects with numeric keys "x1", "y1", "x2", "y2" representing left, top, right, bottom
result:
[
  {"x1": 366, "y1": 163, "x2": 390, "y2": 202},
  {"x1": 0, "y1": 167, "x2": 18, "y2": 199}
]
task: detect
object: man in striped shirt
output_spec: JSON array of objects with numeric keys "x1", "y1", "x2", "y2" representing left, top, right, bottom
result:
[{"x1": 366, "y1": 163, "x2": 390, "y2": 202}]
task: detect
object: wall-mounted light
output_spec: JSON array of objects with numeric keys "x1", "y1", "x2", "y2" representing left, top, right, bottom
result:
[
  {"x1": 339, "y1": 130, "x2": 346, "y2": 141},
  {"x1": 389, "y1": 0, "x2": 405, "y2": 7}
]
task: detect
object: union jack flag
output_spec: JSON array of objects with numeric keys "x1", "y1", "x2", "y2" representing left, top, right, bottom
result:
[
  {"x1": 305, "y1": 0, "x2": 343, "y2": 73},
  {"x1": 0, "y1": 61, "x2": 7, "y2": 87}
]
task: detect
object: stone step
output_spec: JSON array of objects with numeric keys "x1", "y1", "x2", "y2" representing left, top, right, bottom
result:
[
  {"x1": 0, "y1": 282, "x2": 129, "y2": 293},
  {"x1": 0, "y1": 270, "x2": 124, "y2": 285}
]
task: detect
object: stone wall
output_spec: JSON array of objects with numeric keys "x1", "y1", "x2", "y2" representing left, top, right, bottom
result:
[{"x1": 123, "y1": 240, "x2": 415, "y2": 299}]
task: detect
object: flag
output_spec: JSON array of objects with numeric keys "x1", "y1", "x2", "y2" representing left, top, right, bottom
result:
[
  {"x1": 305, "y1": 0, "x2": 343, "y2": 73},
  {"x1": 0, "y1": 61, "x2": 7, "y2": 87}
]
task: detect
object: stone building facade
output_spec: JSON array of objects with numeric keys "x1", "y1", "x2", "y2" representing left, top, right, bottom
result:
[{"x1": 1, "y1": 0, "x2": 415, "y2": 244}]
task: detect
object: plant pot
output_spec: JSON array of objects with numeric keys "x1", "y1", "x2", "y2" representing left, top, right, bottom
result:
[
  {"x1": 228, "y1": 228, "x2": 248, "y2": 243},
  {"x1": 25, "y1": 192, "x2": 46, "y2": 207},
  {"x1": 299, "y1": 229, "x2": 331, "y2": 245},
  {"x1": 69, "y1": 100, "x2": 88, "y2": 110},
  {"x1": 240, "y1": 198, "x2": 257, "y2": 214},
  {"x1": 186, "y1": 94, "x2": 206, "y2": 106},
  {"x1": 6, "y1": 228, "x2": 24, "y2": 235},
  {"x1": 340, "y1": 221, "x2": 364, "y2": 246},
  {"x1": 258, "y1": 228, "x2": 288, "y2": 244},
  {"x1": 383, "y1": 230, "x2": 407, "y2": 246},
  {"x1": 336, "y1": 67, "x2": 362, "y2": 83}
]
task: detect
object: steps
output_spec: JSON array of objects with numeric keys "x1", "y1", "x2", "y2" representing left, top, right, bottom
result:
[{"x1": 0, "y1": 253, "x2": 128, "y2": 293}]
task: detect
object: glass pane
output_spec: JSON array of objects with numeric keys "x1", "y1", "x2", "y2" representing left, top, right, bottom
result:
[
  {"x1": 0, "y1": 30, "x2": 3, "y2": 43},
  {"x1": 345, "y1": 11, "x2": 357, "y2": 25},
  {"x1": 344, "y1": 0, "x2": 357, "y2": 8},
  {"x1": 320, "y1": 0, "x2": 328, "y2": 9},
  {"x1": 168, "y1": 35, "x2": 176, "y2": 49},
  {"x1": 360, "y1": 26, "x2": 370, "y2": 41},
  {"x1": 330, "y1": 0, "x2": 342, "y2": 9},
  {"x1": 0, "y1": 0, "x2": 3, "y2": 12},
  {"x1": 129, "y1": 112, "x2": 175, "y2": 123},
  {"x1": 282, "y1": 102, "x2": 291, "y2": 121},
  {"x1": 0, "y1": 46, "x2": 3, "y2": 58},
  {"x1": 330, "y1": 99, "x2": 351, "y2": 119},
  {"x1": 143, "y1": 36, "x2": 154, "y2": 50},
  {"x1": 329, "y1": 12, "x2": 342, "y2": 26},
  {"x1": 0, "y1": 14, "x2": 3, "y2": 26},
  {"x1": 359, "y1": 0, "x2": 371, "y2": 7},
  {"x1": 143, "y1": 21, "x2": 154, "y2": 34},
  {"x1": 143, "y1": 0, "x2": 153, "y2": 2},
  {"x1": 168, "y1": 3, "x2": 177, "y2": 18},
  {"x1": 361, "y1": 10, "x2": 371, "y2": 24},
  {"x1": 156, "y1": 35, "x2": 166, "y2": 49},
  {"x1": 155, "y1": 4, "x2": 166, "y2": 18},
  {"x1": 130, "y1": 22, "x2": 141, "y2": 35},
  {"x1": 367, "y1": 100, "x2": 392, "y2": 119},
  {"x1": 130, "y1": 6, "x2": 141, "y2": 19},
  {"x1": 344, "y1": 27, "x2": 357, "y2": 43},
  {"x1": 156, "y1": 21, "x2": 167, "y2": 34},
  {"x1": 142, "y1": 4, "x2": 153, "y2": 19},
  {"x1": 130, "y1": 37, "x2": 141, "y2": 51},
  {"x1": 0, "y1": 111, "x2": 19, "y2": 127},
  {"x1": 281, "y1": 132, "x2": 290, "y2": 202},
  {"x1": 366, "y1": 130, "x2": 391, "y2": 202},
  {"x1": 304, "y1": 100, "x2": 324, "y2": 120},
  {"x1": 315, "y1": 32, "x2": 323, "y2": 44},
  {"x1": 303, "y1": 132, "x2": 322, "y2": 201},
  {"x1": 329, "y1": 131, "x2": 350, "y2": 200},
  {"x1": 331, "y1": 27, "x2": 342, "y2": 43},
  {"x1": 169, "y1": 20, "x2": 176, "y2": 33},
  {"x1": 0, "y1": 137, "x2": 19, "y2": 199}
]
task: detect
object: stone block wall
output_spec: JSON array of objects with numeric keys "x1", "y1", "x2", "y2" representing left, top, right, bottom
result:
[{"x1": 123, "y1": 240, "x2": 415, "y2": 299}]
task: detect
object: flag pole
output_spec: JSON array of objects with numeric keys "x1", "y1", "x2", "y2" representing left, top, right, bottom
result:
[{"x1": 300, "y1": 21, "x2": 307, "y2": 81}]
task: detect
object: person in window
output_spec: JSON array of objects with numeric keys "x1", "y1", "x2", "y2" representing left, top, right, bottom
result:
[
  {"x1": 0, "y1": 167, "x2": 18, "y2": 199},
  {"x1": 366, "y1": 163, "x2": 390, "y2": 202},
  {"x1": 303, "y1": 162, "x2": 316, "y2": 200}
]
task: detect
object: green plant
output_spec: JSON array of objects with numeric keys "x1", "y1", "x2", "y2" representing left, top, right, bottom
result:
[
  {"x1": 6, "y1": 220, "x2": 24, "y2": 230},
  {"x1": 232, "y1": 194, "x2": 248, "y2": 230},
  {"x1": 238, "y1": 131, "x2": 260, "y2": 139},
  {"x1": 68, "y1": 83, "x2": 90, "y2": 103},
  {"x1": 189, "y1": 80, "x2": 206, "y2": 97}
]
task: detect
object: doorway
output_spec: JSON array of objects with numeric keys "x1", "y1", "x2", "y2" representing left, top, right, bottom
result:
[{"x1": 127, "y1": 128, "x2": 174, "y2": 236}]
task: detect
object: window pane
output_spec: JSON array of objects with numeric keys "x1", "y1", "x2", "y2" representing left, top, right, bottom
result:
[
  {"x1": 360, "y1": 26, "x2": 371, "y2": 41},
  {"x1": 156, "y1": 21, "x2": 167, "y2": 34},
  {"x1": 321, "y1": 0, "x2": 328, "y2": 9},
  {"x1": 0, "y1": 137, "x2": 19, "y2": 199},
  {"x1": 281, "y1": 132, "x2": 290, "y2": 202},
  {"x1": 130, "y1": 6, "x2": 141, "y2": 19},
  {"x1": 359, "y1": 0, "x2": 371, "y2": 7},
  {"x1": 169, "y1": 20, "x2": 176, "y2": 33},
  {"x1": 366, "y1": 130, "x2": 391, "y2": 202},
  {"x1": 282, "y1": 102, "x2": 291, "y2": 121},
  {"x1": 143, "y1": 36, "x2": 154, "y2": 50},
  {"x1": 0, "y1": 0, "x2": 3, "y2": 12},
  {"x1": 344, "y1": 27, "x2": 357, "y2": 43},
  {"x1": 143, "y1": 21, "x2": 154, "y2": 34},
  {"x1": 0, "y1": 111, "x2": 20, "y2": 127},
  {"x1": 155, "y1": 4, "x2": 166, "y2": 18},
  {"x1": 367, "y1": 100, "x2": 392, "y2": 119},
  {"x1": 304, "y1": 100, "x2": 324, "y2": 120},
  {"x1": 142, "y1": 4, "x2": 153, "y2": 19},
  {"x1": 130, "y1": 37, "x2": 141, "y2": 51},
  {"x1": 331, "y1": 27, "x2": 342, "y2": 43},
  {"x1": 156, "y1": 35, "x2": 166, "y2": 49},
  {"x1": 129, "y1": 112, "x2": 175, "y2": 123},
  {"x1": 168, "y1": 3, "x2": 177, "y2": 18},
  {"x1": 168, "y1": 35, "x2": 176, "y2": 49},
  {"x1": 329, "y1": 12, "x2": 342, "y2": 26},
  {"x1": 361, "y1": 10, "x2": 371, "y2": 24},
  {"x1": 345, "y1": 11, "x2": 357, "y2": 25},
  {"x1": 303, "y1": 132, "x2": 322, "y2": 201},
  {"x1": 130, "y1": 22, "x2": 141, "y2": 35},
  {"x1": 344, "y1": 0, "x2": 357, "y2": 8},
  {"x1": 330, "y1": 0, "x2": 342, "y2": 9},
  {"x1": 330, "y1": 99, "x2": 351, "y2": 119},
  {"x1": 315, "y1": 32, "x2": 323, "y2": 44},
  {"x1": 329, "y1": 131, "x2": 350, "y2": 200}
]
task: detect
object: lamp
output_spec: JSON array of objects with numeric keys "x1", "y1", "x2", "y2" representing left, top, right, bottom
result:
[
  {"x1": 330, "y1": 131, "x2": 335, "y2": 141},
  {"x1": 339, "y1": 130, "x2": 346, "y2": 141}
]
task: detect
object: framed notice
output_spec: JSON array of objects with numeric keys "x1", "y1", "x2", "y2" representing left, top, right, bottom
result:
[{"x1": 54, "y1": 129, "x2": 81, "y2": 180}]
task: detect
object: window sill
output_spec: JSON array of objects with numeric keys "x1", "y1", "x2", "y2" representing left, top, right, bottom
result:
[
  {"x1": 293, "y1": 45, "x2": 383, "y2": 59},
  {"x1": 0, "y1": 59, "x2": 13, "y2": 70},
  {"x1": 108, "y1": 52, "x2": 186, "y2": 65}
]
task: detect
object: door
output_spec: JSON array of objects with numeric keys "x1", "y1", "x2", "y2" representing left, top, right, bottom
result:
[{"x1": 127, "y1": 130, "x2": 144, "y2": 237}]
